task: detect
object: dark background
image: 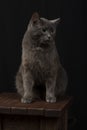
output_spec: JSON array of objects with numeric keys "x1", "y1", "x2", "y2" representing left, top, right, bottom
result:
[{"x1": 0, "y1": 0, "x2": 86, "y2": 130}]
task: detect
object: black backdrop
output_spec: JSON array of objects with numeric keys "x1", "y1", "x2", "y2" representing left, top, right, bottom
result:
[{"x1": 0, "y1": 0, "x2": 86, "y2": 130}]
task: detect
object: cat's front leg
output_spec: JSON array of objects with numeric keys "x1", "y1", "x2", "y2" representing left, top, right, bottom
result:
[
  {"x1": 46, "y1": 77, "x2": 56, "y2": 103},
  {"x1": 21, "y1": 69, "x2": 34, "y2": 103}
]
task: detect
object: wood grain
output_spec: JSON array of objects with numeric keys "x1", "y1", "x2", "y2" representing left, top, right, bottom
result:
[
  {"x1": 0, "y1": 93, "x2": 72, "y2": 130},
  {"x1": 0, "y1": 93, "x2": 72, "y2": 117}
]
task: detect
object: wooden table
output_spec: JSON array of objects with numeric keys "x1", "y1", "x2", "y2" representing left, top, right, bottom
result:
[{"x1": 0, "y1": 93, "x2": 72, "y2": 130}]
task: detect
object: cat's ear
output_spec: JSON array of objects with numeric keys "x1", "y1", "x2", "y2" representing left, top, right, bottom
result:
[
  {"x1": 31, "y1": 12, "x2": 40, "y2": 25},
  {"x1": 50, "y1": 18, "x2": 61, "y2": 26}
]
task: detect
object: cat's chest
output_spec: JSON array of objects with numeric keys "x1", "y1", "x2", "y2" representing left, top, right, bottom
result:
[
  {"x1": 29, "y1": 48, "x2": 50, "y2": 71},
  {"x1": 27, "y1": 49, "x2": 51, "y2": 81}
]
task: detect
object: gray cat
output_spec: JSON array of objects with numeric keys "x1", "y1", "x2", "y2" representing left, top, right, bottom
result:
[{"x1": 16, "y1": 12, "x2": 68, "y2": 103}]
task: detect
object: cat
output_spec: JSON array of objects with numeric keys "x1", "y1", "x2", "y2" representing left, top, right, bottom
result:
[{"x1": 16, "y1": 12, "x2": 68, "y2": 103}]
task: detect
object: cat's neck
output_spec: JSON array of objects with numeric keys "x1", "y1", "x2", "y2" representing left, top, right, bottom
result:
[{"x1": 29, "y1": 36, "x2": 55, "y2": 50}]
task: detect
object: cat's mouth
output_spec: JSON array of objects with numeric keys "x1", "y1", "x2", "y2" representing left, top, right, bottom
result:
[
  {"x1": 40, "y1": 41, "x2": 50, "y2": 48},
  {"x1": 40, "y1": 44, "x2": 49, "y2": 48}
]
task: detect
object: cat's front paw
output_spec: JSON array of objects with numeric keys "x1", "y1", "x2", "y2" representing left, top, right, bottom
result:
[
  {"x1": 46, "y1": 97, "x2": 56, "y2": 103},
  {"x1": 21, "y1": 97, "x2": 33, "y2": 103}
]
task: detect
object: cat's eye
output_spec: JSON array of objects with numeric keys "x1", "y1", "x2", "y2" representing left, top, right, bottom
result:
[
  {"x1": 50, "y1": 28, "x2": 54, "y2": 33},
  {"x1": 42, "y1": 28, "x2": 47, "y2": 32}
]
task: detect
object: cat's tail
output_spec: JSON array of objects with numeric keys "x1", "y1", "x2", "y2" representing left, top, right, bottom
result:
[{"x1": 16, "y1": 66, "x2": 24, "y2": 96}]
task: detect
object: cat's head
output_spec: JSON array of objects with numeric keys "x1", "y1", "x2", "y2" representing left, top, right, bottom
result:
[{"x1": 28, "y1": 12, "x2": 60, "y2": 47}]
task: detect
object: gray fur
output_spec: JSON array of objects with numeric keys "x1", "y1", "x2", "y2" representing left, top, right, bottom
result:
[{"x1": 16, "y1": 12, "x2": 68, "y2": 103}]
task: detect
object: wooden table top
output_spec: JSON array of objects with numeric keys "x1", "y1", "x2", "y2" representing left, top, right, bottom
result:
[{"x1": 0, "y1": 93, "x2": 72, "y2": 117}]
